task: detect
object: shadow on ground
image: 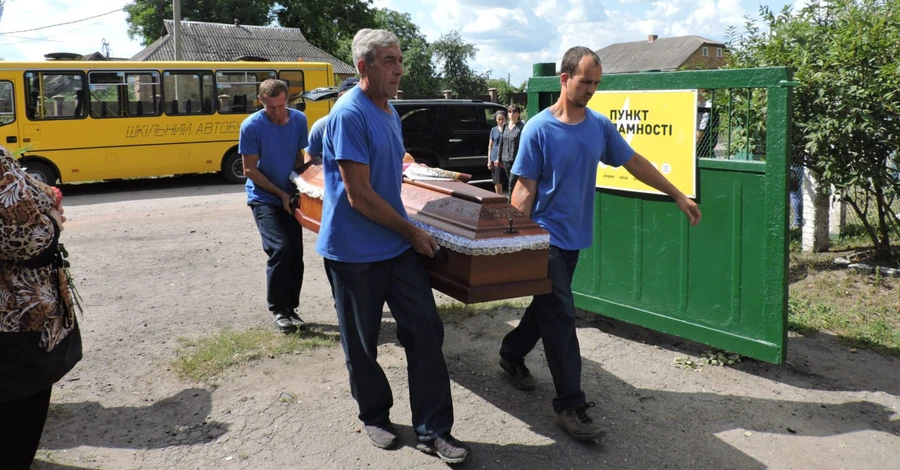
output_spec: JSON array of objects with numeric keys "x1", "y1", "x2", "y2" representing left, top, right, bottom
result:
[
  {"x1": 40, "y1": 388, "x2": 227, "y2": 450},
  {"x1": 432, "y1": 307, "x2": 900, "y2": 469}
]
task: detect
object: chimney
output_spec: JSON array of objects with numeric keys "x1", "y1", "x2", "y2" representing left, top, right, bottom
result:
[
  {"x1": 442, "y1": 89, "x2": 453, "y2": 99},
  {"x1": 234, "y1": 19, "x2": 240, "y2": 26},
  {"x1": 488, "y1": 87, "x2": 498, "y2": 103},
  {"x1": 648, "y1": 34, "x2": 658, "y2": 43}
]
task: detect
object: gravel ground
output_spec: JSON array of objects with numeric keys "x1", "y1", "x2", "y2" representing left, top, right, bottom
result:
[{"x1": 31, "y1": 174, "x2": 900, "y2": 470}]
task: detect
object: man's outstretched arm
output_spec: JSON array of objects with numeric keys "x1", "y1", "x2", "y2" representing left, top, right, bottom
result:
[{"x1": 623, "y1": 152, "x2": 702, "y2": 226}]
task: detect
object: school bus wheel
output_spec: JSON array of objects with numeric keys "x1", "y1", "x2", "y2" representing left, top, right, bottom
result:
[
  {"x1": 22, "y1": 160, "x2": 58, "y2": 185},
  {"x1": 221, "y1": 151, "x2": 246, "y2": 184}
]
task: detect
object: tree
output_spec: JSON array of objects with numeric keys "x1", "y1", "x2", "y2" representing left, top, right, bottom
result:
[
  {"x1": 486, "y1": 78, "x2": 517, "y2": 104},
  {"x1": 371, "y1": 9, "x2": 438, "y2": 96},
  {"x1": 125, "y1": 0, "x2": 276, "y2": 46},
  {"x1": 275, "y1": 0, "x2": 375, "y2": 64},
  {"x1": 431, "y1": 31, "x2": 487, "y2": 96},
  {"x1": 729, "y1": 0, "x2": 900, "y2": 259}
]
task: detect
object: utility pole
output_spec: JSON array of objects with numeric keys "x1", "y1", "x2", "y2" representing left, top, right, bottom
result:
[{"x1": 173, "y1": 0, "x2": 183, "y2": 60}]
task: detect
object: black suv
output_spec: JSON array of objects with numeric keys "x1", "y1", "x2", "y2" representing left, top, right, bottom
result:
[{"x1": 389, "y1": 99, "x2": 508, "y2": 171}]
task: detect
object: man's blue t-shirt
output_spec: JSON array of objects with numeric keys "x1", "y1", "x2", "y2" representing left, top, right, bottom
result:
[
  {"x1": 315, "y1": 86, "x2": 410, "y2": 263},
  {"x1": 511, "y1": 108, "x2": 634, "y2": 250},
  {"x1": 306, "y1": 116, "x2": 327, "y2": 157},
  {"x1": 238, "y1": 108, "x2": 309, "y2": 205}
]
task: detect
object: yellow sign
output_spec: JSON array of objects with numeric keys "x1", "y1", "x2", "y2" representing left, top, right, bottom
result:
[{"x1": 588, "y1": 90, "x2": 698, "y2": 198}]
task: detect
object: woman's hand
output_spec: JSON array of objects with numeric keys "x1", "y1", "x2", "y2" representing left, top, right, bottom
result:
[{"x1": 48, "y1": 207, "x2": 66, "y2": 231}]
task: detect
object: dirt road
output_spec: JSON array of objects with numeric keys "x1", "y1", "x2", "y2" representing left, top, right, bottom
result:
[{"x1": 33, "y1": 175, "x2": 900, "y2": 469}]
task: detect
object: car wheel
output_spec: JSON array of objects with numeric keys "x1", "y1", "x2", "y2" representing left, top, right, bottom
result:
[
  {"x1": 23, "y1": 161, "x2": 57, "y2": 185},
  {"x1": 221, "y1": 151, "x2": 246, "y2": 184}
]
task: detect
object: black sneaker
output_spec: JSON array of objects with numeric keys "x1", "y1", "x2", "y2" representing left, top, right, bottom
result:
[
  {"x1": 499, "y1": 356, "x2": 537, "y2": 391},
  {"x1": 272, "y1": 310, "x2": 297, "y2": 334},
  {"x1": 556, "y1": 402, "x2": 607, "y2": 441},
  {"x1": 416, "y1": 433, "x2": 470, "y2": 464},
  {"x1": 364, "y1": 422, "x2": 398, "y2": 450},
  {"x1": 286, "y1": 310, "x2": 306, "y2": 330}
]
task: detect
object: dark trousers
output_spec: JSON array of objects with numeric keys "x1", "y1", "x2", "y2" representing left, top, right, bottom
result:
[
  {"x1": 500, "y1": 246, "x2": 586, "y2": 413},
  {"x1": 250, "y1": 202, "x2": 304, "y2": 312},
  {"x1": 503, "y1": 162, "x2": 518, "y2": 194},
  {"x1": 0, "y1": 387, "x2": 52, "y2": 470},
  {"x1": 324, "y1": 249, "x2": 453, "y2": 441}
]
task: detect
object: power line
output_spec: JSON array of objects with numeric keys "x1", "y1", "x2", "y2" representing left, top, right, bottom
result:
[
  {"x1": 0, "y1": 19, "x2": 108, "y2": 46},
  {"x1": 0, "y1": 7, "x2": 123, "y2": 35}
]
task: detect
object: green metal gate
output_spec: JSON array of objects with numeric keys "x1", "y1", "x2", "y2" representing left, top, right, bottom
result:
[{"x1": 526, "y1": 66, "x2": 794, "y2": 363}]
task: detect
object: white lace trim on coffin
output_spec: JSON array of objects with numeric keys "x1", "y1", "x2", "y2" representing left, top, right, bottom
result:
[
  {"x1": 291, "y1": 172, "x2": 550, "y2": 256},
  {"x1": 410, "y1": 220, "x2": 550, "y2": 256},
  {"x1": 292, "y1": 172, "x2": 324, "y2": 200}
]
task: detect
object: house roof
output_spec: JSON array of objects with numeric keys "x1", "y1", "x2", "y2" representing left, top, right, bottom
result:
[
  {"x1": 80, "y1": 51, "x2": 128, "y2": 61},
  {"x1": 595, "y1": 35, "x2": 725, "y2": 74},
  {"x1": 131, "y1": 20, "x2": 355, "y2": 75}
]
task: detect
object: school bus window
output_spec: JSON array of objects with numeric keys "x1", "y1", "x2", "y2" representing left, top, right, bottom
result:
[
  {"x1": 88, "y1": 71, "x2": 161, "y2": 118},
  {"x1": 0, "y1": 82, "x2": 14, "y2": 127},
  {"x1": 164, "y1": 71, "x2": 215, "y2": 115},
  {"x1": 24, "y1": 71, "x2": 86, "y2": 120},
  {"x1": 278, "y1": 71, "x2": 305, "y2": 110},
  {"x1": 215, "y1": 70, "x2": 274, "y2": 113}
]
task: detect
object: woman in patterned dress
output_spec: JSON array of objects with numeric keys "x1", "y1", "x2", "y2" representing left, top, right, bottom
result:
[{"x1": 0, "y1": 145, "x2": 82, "y2": 469}]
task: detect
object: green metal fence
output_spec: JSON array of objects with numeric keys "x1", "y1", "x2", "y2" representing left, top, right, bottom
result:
[{"x1": 527, "y1": 67, "x2": 794, "y2": 363}]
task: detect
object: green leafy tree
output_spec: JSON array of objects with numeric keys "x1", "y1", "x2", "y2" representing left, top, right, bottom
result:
[
  {"x1": 486, "y1": 78, "x2": 517, "y2": 104},
  {"x1": 729, "y1": 0, "x2": 900, "y2": 258},
  {"x1": 432, "y1": 30, "x2": 487, "y2": 96},
  {"x1": 370, "y1": 9, "x2": 438, "y2": 96},
  {"x1": 125, "y1": 0, "x2": 276, "y2": 46},
  {"x1": 275, "y1": 0, "x2": 375, "y2": 64}
]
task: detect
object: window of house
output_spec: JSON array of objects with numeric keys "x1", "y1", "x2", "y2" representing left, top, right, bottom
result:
[
  {"x1": 702, "y1": 47, "x2": 709, "y2": 57},
  {"x1": 87, "y1": 71, "x2": 161, "y2": 118},
  {"x1": 446, "y1": 106, "x2": 478, "y2": 131},
  {"x1": 398, "y1": 107, "x2": 438, "y2": 132},
  {"x1": 24, "y1": 71, "x2": 86, "y2": 120},
  {"x1": 215, "y1": 70, "x2": 276, "y2": 113},
  {"x1": 163, "y1": 71, "x2": 215, "y2": 115},
  {"x1": 717, "y1": 48, "x2": 723, "y2": 58},
  {"x1": 0, "y1": 81, "x2": 14, "y2": 127}
]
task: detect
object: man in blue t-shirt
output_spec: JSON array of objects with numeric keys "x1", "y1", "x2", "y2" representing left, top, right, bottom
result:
[
  {"x1": 306, "y1": 77, "x2": 359, "y2": 159},
  {"x1": 501, "y1": 46, "x2": 702, "y2": 442},
  {"x1": 315, "y1": 29, "x2": 470, "y2": 464},
  {"x1": 238, "y1": 78, "x2": 309, "y2": 334}
]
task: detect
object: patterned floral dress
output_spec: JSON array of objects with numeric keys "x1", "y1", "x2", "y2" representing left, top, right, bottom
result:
[{"x1": 0, "y1": 145, "x2": 81, "y2": 402}]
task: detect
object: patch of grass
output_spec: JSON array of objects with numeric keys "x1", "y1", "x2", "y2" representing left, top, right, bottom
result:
[
  {"x1": 789, "y1": 228, "x2": 802, "y2": 253},
  {"x1": 172, "y1": 327, "x2": 339, "y2": 382},
  {"x1": 788, "y1": 267, "x2": 900, "y2": 356},
  {"x1": 437, "y1": 298, "x2": 530, "y2": 322}
]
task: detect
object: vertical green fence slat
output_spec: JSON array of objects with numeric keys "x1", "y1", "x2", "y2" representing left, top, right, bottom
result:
[
  {"x1": 763, "y1": 84, "x2": 793, "y2": 361},
  {"x1": 528, "y1": 67, "x2": 792, "y2": 363}
]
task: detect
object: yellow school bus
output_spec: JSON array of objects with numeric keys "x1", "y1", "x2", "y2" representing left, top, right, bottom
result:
[{"x1": 0, "y1": 60, "x2": 335, "y2": 184}]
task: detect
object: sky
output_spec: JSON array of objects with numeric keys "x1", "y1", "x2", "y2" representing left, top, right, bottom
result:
[{"x1": 0, "y1": 0, "x2": 801, "y2": 85}]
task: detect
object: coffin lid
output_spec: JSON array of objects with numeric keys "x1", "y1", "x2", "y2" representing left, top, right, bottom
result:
[{"x1": 402, "y1": 179, "x2": 546, "y2": 240}]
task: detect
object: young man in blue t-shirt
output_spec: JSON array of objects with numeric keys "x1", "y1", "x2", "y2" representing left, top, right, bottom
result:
[
  {"x1": 502, "y1": 46, "x2": 702, "y2": 441},
  {"x1": 238, "y1": 79, "x2": 309, "y2": 334},
  {"x1": 316, "y1": 29, "x2": 470, "y2": 464}
]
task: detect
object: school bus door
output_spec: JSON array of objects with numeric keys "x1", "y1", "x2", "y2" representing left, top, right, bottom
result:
[{"x1": 0, "y1": 79, "x2": 18, "y2": 149}]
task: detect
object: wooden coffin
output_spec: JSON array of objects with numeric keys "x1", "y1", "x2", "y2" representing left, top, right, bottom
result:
[{"x1": 292, "y1": 164, "x2": 552, "y2": 304}]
